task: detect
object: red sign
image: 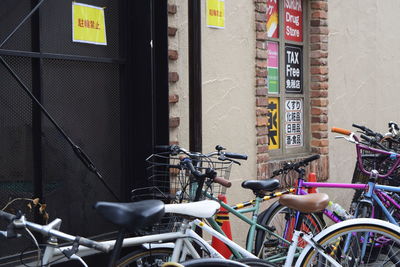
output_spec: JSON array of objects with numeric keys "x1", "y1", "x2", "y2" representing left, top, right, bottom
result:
[
  {"x1": 284, "y1": 0, "x2": 303, "y2": 42},
  {"x1": 266, "y1": 0, "x2": 278, "y2": 38}
]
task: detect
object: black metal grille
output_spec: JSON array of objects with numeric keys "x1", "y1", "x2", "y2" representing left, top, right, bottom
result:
[{"x1": 0, "y1": 0, "x2": 123, "y2": 259}]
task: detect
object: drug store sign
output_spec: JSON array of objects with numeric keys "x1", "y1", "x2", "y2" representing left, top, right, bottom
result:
[{"x1": 285, "y1": 98, "x2": 303, "y2": 147}]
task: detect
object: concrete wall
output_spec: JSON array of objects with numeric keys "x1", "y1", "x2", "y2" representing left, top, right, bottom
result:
[
  {"x1": 201, "y1": 1, "x2": 257, "y2": 245},
  {"x1": 328, "y1": 0, "x2": 400, "y2": 206},
  {"x1": 169, "y1": 1, "x2": 257, "y2": 245}
]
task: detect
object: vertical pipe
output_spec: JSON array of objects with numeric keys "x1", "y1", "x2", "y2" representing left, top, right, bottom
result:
[
  {"x1": 188, "y1": 0, "x2": 202, "y2": 153},
  {"x1": 31, "y1": 0, "x2": 43, "y2": 224}
]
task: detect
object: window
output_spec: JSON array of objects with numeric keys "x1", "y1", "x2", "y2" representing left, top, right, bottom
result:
[{"x1": 266, "y1": 0, "x2": 309, "y2": 157}]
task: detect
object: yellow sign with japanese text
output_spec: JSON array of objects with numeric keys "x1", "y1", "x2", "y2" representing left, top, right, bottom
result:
[
  {"x1": 206, "y1": 0, "x2": 225, "y2": 28},
  {"x1": 72, "y1": 3, "x2": 107, "y2": 45},
  {"x1": 267, "y1": 97, "x2": 280, "y2": 150}
]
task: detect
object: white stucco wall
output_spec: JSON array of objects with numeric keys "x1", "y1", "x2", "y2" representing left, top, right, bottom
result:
[
  {"x1": 328, "y1": 0, "x2": 400, "y2": 207},
  {"x1": 201, "y1": 1, "x2": 256, "y2": 245}
]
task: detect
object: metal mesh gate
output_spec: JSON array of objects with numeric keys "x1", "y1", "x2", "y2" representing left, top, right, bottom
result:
[{"x1": 0, "y1": 0, "x2": 124, "y2": 259}]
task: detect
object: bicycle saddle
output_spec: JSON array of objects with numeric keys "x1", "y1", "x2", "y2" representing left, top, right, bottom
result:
[
  {"x1": 94, "y1": 200, "x2": 165, "y2": 232},
  {"x1": 164, "y1": 200, "x2": 220, "y2": 218},
  {"x1": 279, "y1": 193, "x2": 329, "y2": 213},
  {"x1": 241, "y1": 179, "x2": 280, "y2": 192}
]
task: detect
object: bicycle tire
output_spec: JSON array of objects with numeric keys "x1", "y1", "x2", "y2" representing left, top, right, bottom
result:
[
  {"x1": 253, "y1": 201, "x2": 325, "y2": 263},
  {"x1": 297, "y1": 218, "x2": 400, "y2": 267},
  {"x1": 180, "y1": 258, "x2": 249, "y2": 267},
  {"x1": 236, "y1": 258, "x2": 278, "y2": 266},
  {"x1": 115, "y1": 248, "x2": 173, "y2": 267}
]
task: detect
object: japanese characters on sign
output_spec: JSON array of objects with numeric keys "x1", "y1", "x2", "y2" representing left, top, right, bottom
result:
[
  {"x1": 266, "y1": 0, "x2": 278, "y2": 38},
  {"x1": 285, "y1": 98, "x2": 303, "y2": 147},
  {"x1": 267, "y1": 97, "x2": 280, "y2": 150},
  {"x1": 285, "y1": 45, "x2": 302, "y2": 93},
  {"x1": 206, "y1": 0, "x2": 225, "y2": 29},
  {"x1": 72, "y1": 3, "x2": 107, "y2": 45},
  {"x1": 284, "y1": 0, "x2": 303, "y2": 42},
  {"x1": 267, "y1": 42, "x2": 279, "y2": 94}
]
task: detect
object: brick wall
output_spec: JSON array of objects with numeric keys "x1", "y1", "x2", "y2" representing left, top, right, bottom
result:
[
  {"x1": 255, "y1": 0, "x2": 329, "y2": 182},
  {"x1": 168, "y1": 1, "x2": 180, "y2": 145}
]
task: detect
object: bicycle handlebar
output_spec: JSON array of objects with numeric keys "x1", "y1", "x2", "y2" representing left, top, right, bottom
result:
[
  {"x1": 331, "y1": 127, "x2": 352, "y2": 136},
  {"x1": 213, "y1": 176, "x2": 232, "y2": 188},
  {"x1": 223, "y1": 152, "x2": 248, "y2": 160},
  {"x1": 272, "y1": 154, "x2": 320, "y2": 176}
]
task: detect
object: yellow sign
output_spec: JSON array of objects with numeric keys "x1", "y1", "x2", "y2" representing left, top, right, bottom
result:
[
  {"x1": 72, "y1": 3, "x2": 107, "y2": 45},
  {"x1": 267, "y1": 97, "x2": 280, "y2": 150},
  {"x1": 206, "y1": 0, "x2": 225, "y2": 28}
]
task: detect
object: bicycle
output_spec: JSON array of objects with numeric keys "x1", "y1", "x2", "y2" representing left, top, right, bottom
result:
[
  {"x1": 4, "y1": 187, "x2": 400, "y2": 267},
  {"x1": 0, "y1": 197, "x2": 277, "y2": 267},
  {"x1": 144, "y1": 145, "x2": 324, "y2": 263},
  {"x1": 255, "y1": 127, "x2": 400, "y2": 264}
]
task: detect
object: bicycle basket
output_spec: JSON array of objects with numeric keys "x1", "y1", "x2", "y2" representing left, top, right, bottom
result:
[{"x1": 144, "y1": 153, "x2": 233, "y2": 202}]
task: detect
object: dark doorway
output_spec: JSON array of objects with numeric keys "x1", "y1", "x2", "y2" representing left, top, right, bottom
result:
[{"x1": 0, "y1": 0, "x2": 168, "y2": 261}]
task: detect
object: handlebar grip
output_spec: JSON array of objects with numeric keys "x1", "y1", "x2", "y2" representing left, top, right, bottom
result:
[
  {"x1": 331, "y1": 127, "x2": 352, "y2": 136},
  {"x1": 302, "y1": 154, "x2": 320, "y2": 165},
  {"x1": 360, "y1": 134, "x2": 373, "y2": 143},
  {"x1": 0, "y1": 211, "x2": 16, "y2": 222},
  {"x1": 224, "y1": 152, "x2": 248, "y2": 160},
  {"x1": 213, "y1": 177, "x2": 232, "y2": 188},
  {"x1": 352, "y1": 123, "x2": 366, "y2": 131}
]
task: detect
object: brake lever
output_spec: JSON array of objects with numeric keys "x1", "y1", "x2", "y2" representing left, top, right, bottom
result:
[{"x1": 334, "y1": 134, "x2": 358, "y2": 144}]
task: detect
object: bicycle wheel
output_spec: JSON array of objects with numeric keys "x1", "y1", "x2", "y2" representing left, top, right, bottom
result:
[
  {"x1": 115, "y1": 248, "x2": 173, "y2": 267},
  {"x1": 254, "y1": 201, "x2": 325, "y2": 264},
  {"x1": 297, "y1": 218, "x2": 400, "y2": 267},
  {"x1": 180, "y1": 258, "x2": 249, "y2": 267},
  {"x1": 237, "y1": 258, "x2": 278, "y2": 266}
]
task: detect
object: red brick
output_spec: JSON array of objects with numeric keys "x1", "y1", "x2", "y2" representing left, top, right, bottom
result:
[
  {"x1": 256, "y1": 41, "x2": 267, "y2": 49},
  {"x1": 311, "y1": 139, "x2": 329, "y2": 147},
  {"x1": 255, "y1": 3, "x2": 267, "y2": 13},
  {"x1": 310, "y1": 35, "x2": 328, "y2": 43},
  {"x1": 310, "y1": 90, "x2": 328, "y2": 98},
  {"x1": 256, "y1": 116, "x2": 268, "y2": 127},
  {"x1": 168, "y1": 50, "x2": 178, "y2": 60},
  {"x1": 256, "y1": 127, "x2": 268, "y2": 136},
  {"x1": 311, "y1": 58, "x2": 328, "y2": 66},
  {"x1": 256, "y1": 78, "x2": 267, "y2": 86},
  {"x1": 310, "y1": 50, "x2": 328, "y2": 58},
  {"x1": 311, "y1": 146, "x2": 329, "y2": 155},
  {"x1": 311, "y1": 99, "x2": 329, "y2": 107},
  {"x1": 311, "y1": 107, "x2": 327, "y2": 115},
  {"x1": 311, "y1": 2, "x2": 328, "y2": 11},
  {"x1": 311, "y1": 115, "x2": 328, "y2": 123},
  {"x1": 256, "y1": 97, "x2": 268, "y2": 107},
  {"x1": 256, "y1": 32, "x2": 268, "y2": 40},
  {"x1": 311, "y1": 75, "x2": 329, "y2": 82},
  {"x1": 169, "y1": 72, "x2": 179, "y2": 83},
  {"x1": 257, "y1": 136, "x2": 268, "y2": 145},
  {"x1": 312, "y1": 132, "x2": 328, "y2": 139},
  {"x1": 256, "y1": 107, "x2": 269, "y2": 116},
  {"x1": 255, "y1": 13, "x2": 267, "y2": 22},
  {"x1": 256, "y1": 69, "x2": 268, "y2": 77},
  {"x1": 310, "y1": 66, "x2": 328, "y2": 75},
  {"x1": 256, "y1": 22, "x2": 266, "y2": 32},
  {"x1": 311, "y1": 124, "x2": 328, "y2": 132},
  {"x1": 311, "y1": 11, "x2": 327, "y2": 19},
  {"x1": 257, "y1": 49, "x2": 268, "y2": 59},
  {"x1": 256, "y1": 60, "x2": 268, "y2": 68},
  {"x1": 168, "y1": 27, "x2": 177, "y2": 36},
  {"x1": 257, "y1": 146, "x2": 268, "y2": 154},
  {"x1": 310, "y1": 27, "x2": 329, "y2": 34},
  {"x1": 310, "y1": 82, "x2": 329, "y2": 90},
  {"x1": 310, "y1": 19, "x2": 328, "y2": 27},
  {"x1": 256, "y1": 88, "x2": 268, "y2": 96},
  {"x1": 169, "y1": 94, "x2": 179, "y2": 103},
  {"x1": 310, "y1": 43, "x2": 328, "y2": 51},
  {"x1": 168, "y1": 4, "x2": 177, "y2": 15},
  {"x1": 169, "y1": 117, "x2": 180, "y2": 128}
]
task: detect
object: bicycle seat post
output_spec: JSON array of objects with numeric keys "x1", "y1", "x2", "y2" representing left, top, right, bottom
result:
[{"x1": 108, "y1": 229, "x2": 126, "y2": 267}]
